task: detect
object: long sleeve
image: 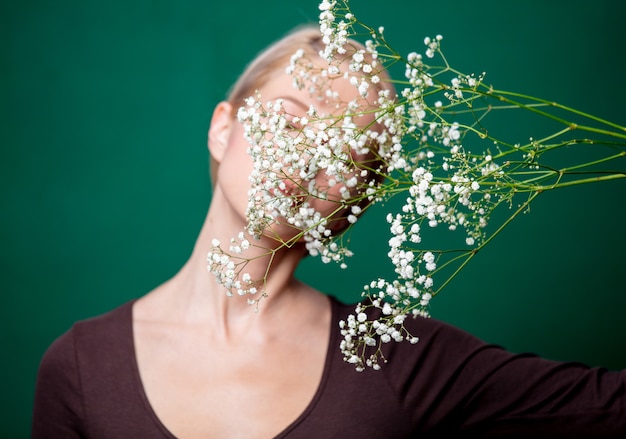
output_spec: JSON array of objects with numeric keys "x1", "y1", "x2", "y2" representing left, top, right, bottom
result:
[
  {"x1": 459, "y1": 351, "x2": 626, "y2": 437},
  {"x1": 384, "y1": 313, "x2": 626, "y2": 437},
  {"x1": 32, "y1": 329, "x2": 86, "y2": 438}
]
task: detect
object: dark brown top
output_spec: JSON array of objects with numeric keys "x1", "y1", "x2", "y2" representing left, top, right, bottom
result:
[{"x1": 33, "y1": 297, "x2": 626, "y2": 438}]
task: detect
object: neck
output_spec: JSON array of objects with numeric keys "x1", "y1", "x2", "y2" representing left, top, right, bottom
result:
[{"x1": 150, "y1": 187, "x2": 312, "y2": 338}]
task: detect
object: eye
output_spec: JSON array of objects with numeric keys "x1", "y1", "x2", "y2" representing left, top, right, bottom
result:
[{"x1": 284, "y1": 115, "x2": 302, "y2": 131}]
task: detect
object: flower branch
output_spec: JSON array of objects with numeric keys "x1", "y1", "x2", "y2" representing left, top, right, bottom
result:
[
  {"x1": 207, "y1": 0, "x2": 625, "y2": 371},
  {"x1": 318, "y1": 0, "x2": 625, "y2": 370}
]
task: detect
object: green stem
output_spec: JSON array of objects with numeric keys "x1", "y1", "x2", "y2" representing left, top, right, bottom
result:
[
  {"x1": 559, "y1": 151, "x2": 626, "y2": 172},
  {"x1": 489, "y1": 89, "x2": 626, "y2": 133},
  {"x1": 431, "y1": 190, "x2": 542, "y2": 296},
  {"x1": 529, "y1": 173, "x2": 626, "y2": 191},
  {"x1": 477, "y1": 89, "x2": 626, "y2": 139}
]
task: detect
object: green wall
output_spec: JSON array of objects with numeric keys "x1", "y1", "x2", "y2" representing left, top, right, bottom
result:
[{"x1": 2, "y1": 0, "x2": 625, "y2": 437}]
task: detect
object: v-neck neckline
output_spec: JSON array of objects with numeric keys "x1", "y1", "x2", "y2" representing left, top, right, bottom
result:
[{"x1": 128, "y1": 296, "x2": 340, "y2": 438}]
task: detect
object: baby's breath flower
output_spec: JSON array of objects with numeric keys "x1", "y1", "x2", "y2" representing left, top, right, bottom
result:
[{"x1": 208, "y1": 0, "x2": 625, "y2": 371}]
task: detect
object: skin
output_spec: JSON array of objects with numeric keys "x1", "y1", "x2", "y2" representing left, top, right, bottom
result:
[{"x1": 132, "y1": 66, "x2": 376, "y2": 438}]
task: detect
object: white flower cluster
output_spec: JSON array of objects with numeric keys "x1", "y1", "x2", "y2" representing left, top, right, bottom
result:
[
  {"x1": 323, "y1": 0, "x2": 511, "y2": 370},
  {"x1": 207, "y1": 0, "x2": 393, "y2": 302},
  {"x1": 207, "y1": 234, "x2": 264, "y2": 307},
  {"x1": 236, "y1": 96, "x2": 373, "y2": 263},
  {"x1": 318, "y1": 0, "x2": 352, "y2": 63},
  {"x1": 339, "y1": 294, "x2": 422, "y2": 371},
  {"x1": 206, "y1": 0, "x2": 621, "y2": 369},
  {"x1": 323, "y1": 0, "x2": 626, "y2": 371},
  {"x1": 208, "y1": 0, "x2": 508, "y2": 361}
]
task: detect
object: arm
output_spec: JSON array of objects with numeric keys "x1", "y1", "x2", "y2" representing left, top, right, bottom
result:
[
  {"x1": 386, "y1": 315, "x2": 626, "y2": 437},
  {"x1": 456, "y1": 348, "x2": 626, "y2": 437}
]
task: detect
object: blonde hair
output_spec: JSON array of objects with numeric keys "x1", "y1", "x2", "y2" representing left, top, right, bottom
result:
[
  {"x1": 209, "y1": 24, "x2": 396, "y2": 186},
  {"x1": 226, "y1": 25, "x2": 328, "y2": 115}
]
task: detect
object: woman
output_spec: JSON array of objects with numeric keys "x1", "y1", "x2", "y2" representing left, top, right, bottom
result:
[{"x1": 32, "y1": 25, "x2": 626, "y2": 438}]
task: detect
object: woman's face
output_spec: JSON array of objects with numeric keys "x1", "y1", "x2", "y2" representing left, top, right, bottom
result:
[{"x1": 215, "y1": 66, "x2": 379, "y2": 243}]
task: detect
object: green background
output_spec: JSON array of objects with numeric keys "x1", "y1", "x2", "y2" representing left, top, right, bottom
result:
[{"x1": 3, "y1": 0, "x2": 626, "y2": 437}]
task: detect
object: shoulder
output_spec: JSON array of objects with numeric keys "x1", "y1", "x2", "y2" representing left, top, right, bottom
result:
[
  {"x1": 33, "y1": 300, "x2": 137, "y2": 437},
  {"x1": 67, "y1": 300, "x2": 138, "y2": 384},
  {"x1": 330, "y1": 296, "x2": 486, "y2": 353},
  {"x1": 37, "y1": 300, "x2": 137, "y2": 386},
  {"x1": 70, "y1": 299, "x2": 135, "y2": 345},
  {"x1": 332, "y1": 296, "x2": 505, "y2": 377},
  {"x1": 41, "y1": 300, "x2": 135, "y2": 363},
  {"x1": 327, "y1": 297, "x2": 502, "y2": 401},
  {"x1": 38, "y1": 300, "x2": 136, "y2": 374},
  {"x1": 316, "y1": 297, "x2": 491, "y2": 434}
]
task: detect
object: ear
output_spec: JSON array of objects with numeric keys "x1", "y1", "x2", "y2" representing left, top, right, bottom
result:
[{"x1": 207, "y1": 101, "x2": 234, "y2": 164}]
